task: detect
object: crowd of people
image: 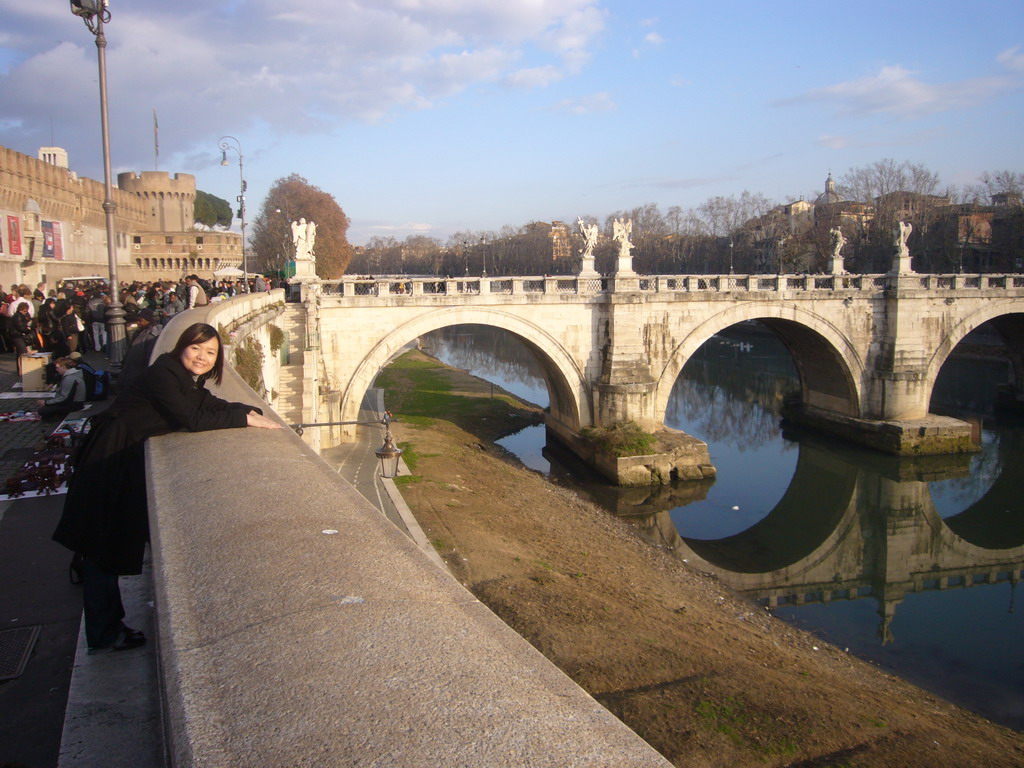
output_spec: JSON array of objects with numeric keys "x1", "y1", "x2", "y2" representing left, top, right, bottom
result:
[
  {"x1": 0, "y1": 273, "x2": 284, "y2": 422},
  {"x1": 0, "y1": 274, "x2": 281, "y2": 359}
]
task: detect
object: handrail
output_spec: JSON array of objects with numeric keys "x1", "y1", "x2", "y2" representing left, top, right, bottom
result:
[{"x1": 316, "y1": 272, "x2": 1024, "y2": 299}]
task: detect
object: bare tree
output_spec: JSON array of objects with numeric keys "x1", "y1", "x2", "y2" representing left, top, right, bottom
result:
[
  {"x1": 250, "y1": 174, "x2": 353, "y2": 278},
  {"x1": 837, "y1": 159, "x2": 940, "y2": 202}
]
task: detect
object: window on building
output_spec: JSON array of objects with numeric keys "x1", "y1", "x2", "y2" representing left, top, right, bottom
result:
[
  {"x1": 133, "y1": 236, "x2": 141, "y2": 244},
  {"x1": 165, "y1": 236, "x2": 174, "y2": 245}
]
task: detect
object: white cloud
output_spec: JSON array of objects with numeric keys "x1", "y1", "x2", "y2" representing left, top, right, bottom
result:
[
  {"x1": 997, "y1": 46, "x2": 1024, "y2": 72},
  {"x1": 505, "y1": 65, "x2": 563, "y2": 89},
  {"x1": 550, "y1": 90, "x2": 616, "y2": 114},
  {"x1": 816, "y1": 135, "x2": 850, "y2": 150},
  {"x1": 778, "y1": 59, "x2": 1022, "y2": 119},
  {"x1": 0, "y1": 0, "x2": 605, "y2": 175}
]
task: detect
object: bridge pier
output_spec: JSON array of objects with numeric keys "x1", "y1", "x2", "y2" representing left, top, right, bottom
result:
[{"x1": 781, "y1": 402, "x2": 978, "y2": 456}]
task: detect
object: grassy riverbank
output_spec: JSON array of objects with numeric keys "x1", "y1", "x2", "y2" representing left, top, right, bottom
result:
[{"x1": 378, "y1": 349, "x2": 1023, "y2": 768}]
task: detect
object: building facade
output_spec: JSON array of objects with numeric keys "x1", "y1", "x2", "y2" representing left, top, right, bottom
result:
[{"x1": 0, "y1": 144, "x2": 241, "y2": 288}]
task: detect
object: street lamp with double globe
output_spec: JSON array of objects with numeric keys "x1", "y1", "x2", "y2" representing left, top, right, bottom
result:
[{"x1": 218, "y1": 136, "x2": 249, "y2": 292}]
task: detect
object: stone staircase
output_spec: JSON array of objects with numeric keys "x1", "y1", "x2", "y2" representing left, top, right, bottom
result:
[{"x1": 274, "y1": 304, "x2": 307, "y2": 424}]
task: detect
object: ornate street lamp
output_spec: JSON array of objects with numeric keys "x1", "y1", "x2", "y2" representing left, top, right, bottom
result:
[
  {"x1": 218, "y1": 136, "x2": 249, "y2": 292},
  {"x1": 70, "y1": 0, "x2": 127, "y2": 365},
  {"x1": 480, "y1": 236, "x2": 488, "y2": 278},
  {"x1": 290, "y1": 412, "x2": 403, "y2": 478}
]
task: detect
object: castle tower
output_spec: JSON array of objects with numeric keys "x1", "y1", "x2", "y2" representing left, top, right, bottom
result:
[{"x1": 117, "y1": 171, "x2": 196, "y2": 233}]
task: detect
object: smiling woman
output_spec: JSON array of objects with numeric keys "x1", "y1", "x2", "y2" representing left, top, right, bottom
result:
[{"x1": 52, "y1": 322, "x2": 280, "y2": 654}]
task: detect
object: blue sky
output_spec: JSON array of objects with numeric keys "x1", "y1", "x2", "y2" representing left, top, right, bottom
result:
[{"x1": 1, "y1": 0, "x2": 1021, "y2": 244}]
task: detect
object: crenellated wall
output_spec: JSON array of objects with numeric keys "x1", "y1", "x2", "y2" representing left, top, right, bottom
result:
[{"x1": 117, "y1": 171, "x2": 196, "y2": 233}]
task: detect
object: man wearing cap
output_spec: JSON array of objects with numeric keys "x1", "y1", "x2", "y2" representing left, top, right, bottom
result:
[{"x1": 118, "y1": 308, "x2": 162, "y2": 389}]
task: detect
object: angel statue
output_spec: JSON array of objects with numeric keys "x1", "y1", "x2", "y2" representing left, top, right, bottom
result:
[
  {"x1": 830, "y1": 226, "x2": 846, "y2": 259},
  {"x1": 612, "y1": 218, "x2": 633, "y2": 258},
  {"x1": 895, "y1": 220, "x2": 912, "y2": 259},
  {"x1": 577, "y1": 217, "x2": 599, "y2": 258},
  {"x1": 305, "y1": 220, "x2": 317, "y2": 262}
]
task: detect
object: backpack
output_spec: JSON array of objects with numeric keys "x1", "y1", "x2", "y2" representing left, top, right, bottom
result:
[{"x1": 77, "y1": 361, "x2": 111, "y2": 401}]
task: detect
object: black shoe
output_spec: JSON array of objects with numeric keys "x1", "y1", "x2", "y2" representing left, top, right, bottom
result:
[{"x1": 88, "y1": 625, "x2": 146, "y2": 655}]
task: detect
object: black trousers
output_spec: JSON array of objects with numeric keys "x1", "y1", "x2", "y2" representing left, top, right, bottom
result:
[{"x1": 81, "y1": 556, "x2": 125, "y2": 648}]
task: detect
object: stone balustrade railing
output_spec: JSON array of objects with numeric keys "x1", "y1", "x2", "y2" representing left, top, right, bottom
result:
[
  {"x1": 320, "y1": 272, "x2": 1024, "y2": 299},
  {"x1": 142, "y1": 296, "x2": 671, "y2": 767}
]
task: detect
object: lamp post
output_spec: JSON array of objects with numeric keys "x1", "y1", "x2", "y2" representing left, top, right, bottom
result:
[
  {"x1": 274, "y1": 207, "x2": 293, "y2": 279},
  {"x1": 480, "y1": 236, "x2": 487, "y2": 278},
  {"x1": 218, "y1": 136, "x2": 249, "y2": 292},
  {"x1": 70, "y1": 0, "x2": 127, "y2": 365},
  {"x1": 290, "y1": 413, "x2": 402, "y2": 478}
]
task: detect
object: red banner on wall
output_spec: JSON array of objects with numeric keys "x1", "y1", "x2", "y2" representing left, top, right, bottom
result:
[
  {"x1": 42, "y1": 221, "x2": 54, "y2": 258},
  {"x1": 51, "y1": 221, "x2": 64, "y2": 260},
  {"x1": 6, "y1": 216, "x2": 21, "y2": 256}
]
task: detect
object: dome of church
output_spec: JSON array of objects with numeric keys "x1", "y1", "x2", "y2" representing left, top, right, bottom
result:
[{"x1": 815, "y1": 173, "x2": 843, "y2": 205}]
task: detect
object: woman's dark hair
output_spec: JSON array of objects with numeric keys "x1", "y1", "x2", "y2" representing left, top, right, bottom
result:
[{"x1": 170, "y1": 323, "x2": 226, "y2": 384}]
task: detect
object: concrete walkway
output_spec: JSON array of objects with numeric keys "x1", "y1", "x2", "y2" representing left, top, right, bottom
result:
[{"x1": 0, "y1": 351, "x2": 164, "y2": 768}]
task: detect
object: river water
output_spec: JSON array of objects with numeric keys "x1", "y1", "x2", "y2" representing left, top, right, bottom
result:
[{"x1": 418, "y1": 323, "x2": 1024, "y2": 732}]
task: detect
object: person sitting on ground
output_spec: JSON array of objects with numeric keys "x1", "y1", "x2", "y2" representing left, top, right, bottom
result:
[
  {"x1": 118, "y1": 308, "x2": 162, "y2": 389},
  {"x1": 52, "y1": 322, "x2": 281, "y2": 654},
  {"x1": 37, "y1": 357, "x2": 85, "y2": 419}
]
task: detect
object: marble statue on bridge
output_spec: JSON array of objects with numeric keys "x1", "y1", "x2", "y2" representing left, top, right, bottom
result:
[
  {"x1": 578, "y1": 218, "x2": 599, "y2": 259},
  {"x1": 611, "y1": 217, "x2": 636, "y2": 276},
  {"x1": 291, "y1": 218, "x2": 318, "y2": 280},
  {"x1": 292, "y1": 218, "x2": 317, "y2": 262},
  {"x1": 577, "y1": 217, "x2": 601, "y2": 277},
  {"x1": 890, "y1": 220, "x2": 915, "y2": 275},
  {"x1": 612, "y1": 218, "x2": 633, "y2": 257},
  {"x1": 828, "y1": 226, "x2": 847, "y2": 275}
]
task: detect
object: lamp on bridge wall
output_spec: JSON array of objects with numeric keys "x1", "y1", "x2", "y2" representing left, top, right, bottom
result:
[
  {"x1": 373, "y1": 413, "x2": 403, "y2": 479},
  {"x1": 291, "y1": 412, "x2": 403, "y2": 479}
]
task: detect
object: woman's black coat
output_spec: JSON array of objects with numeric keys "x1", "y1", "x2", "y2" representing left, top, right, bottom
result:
[{"x1": 53, "y1": 352, "x2": 256, "y2": 574}]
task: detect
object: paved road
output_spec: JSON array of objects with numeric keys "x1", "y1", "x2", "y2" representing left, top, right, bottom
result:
[
  {"x1": 320, "y1": 390, "x2": 409, "y2": 535},
  {"x1": 0, "y1": 352, "x2": 94, "y2": 768}
]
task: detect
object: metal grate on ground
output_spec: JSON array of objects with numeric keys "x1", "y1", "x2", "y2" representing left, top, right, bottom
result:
[{"x1": 0, "y1": 625, "x2": 41, "y2": 680}]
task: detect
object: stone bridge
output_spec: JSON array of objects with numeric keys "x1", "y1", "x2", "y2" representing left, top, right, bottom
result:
[{"x1": 284, "y1": 270, "x2": 1024, "y2": 462}]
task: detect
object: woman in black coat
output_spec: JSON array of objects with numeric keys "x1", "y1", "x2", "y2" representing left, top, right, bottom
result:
[{"x1": 53, "y1": 322, "x2": 280, "y2": 653}]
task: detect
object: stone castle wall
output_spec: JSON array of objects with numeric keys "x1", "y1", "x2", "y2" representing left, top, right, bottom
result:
[{"x1": 0, "y1": 144, "x2": 240, "y2": 287}]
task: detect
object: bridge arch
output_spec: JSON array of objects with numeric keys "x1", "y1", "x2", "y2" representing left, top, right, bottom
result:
[
  {"x1": 652, "y1": 304, "x2": 865, "y2": 424},
  {"x1": 337, "y1": 308, "x2": 590, "y2": 433},
  {"x1": 925, "y1": 302, "x2": 1024, "y2": 401}
]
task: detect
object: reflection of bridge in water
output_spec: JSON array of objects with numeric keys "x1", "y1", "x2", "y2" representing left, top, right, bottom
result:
[{"x1": 620, "y1": 430, "x2": 1024, "y2": 643}]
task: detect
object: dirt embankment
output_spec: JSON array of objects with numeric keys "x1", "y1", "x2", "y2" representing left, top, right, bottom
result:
[{"x1": 382, "y1": 350, "x2": 1024, "y2": 768}]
